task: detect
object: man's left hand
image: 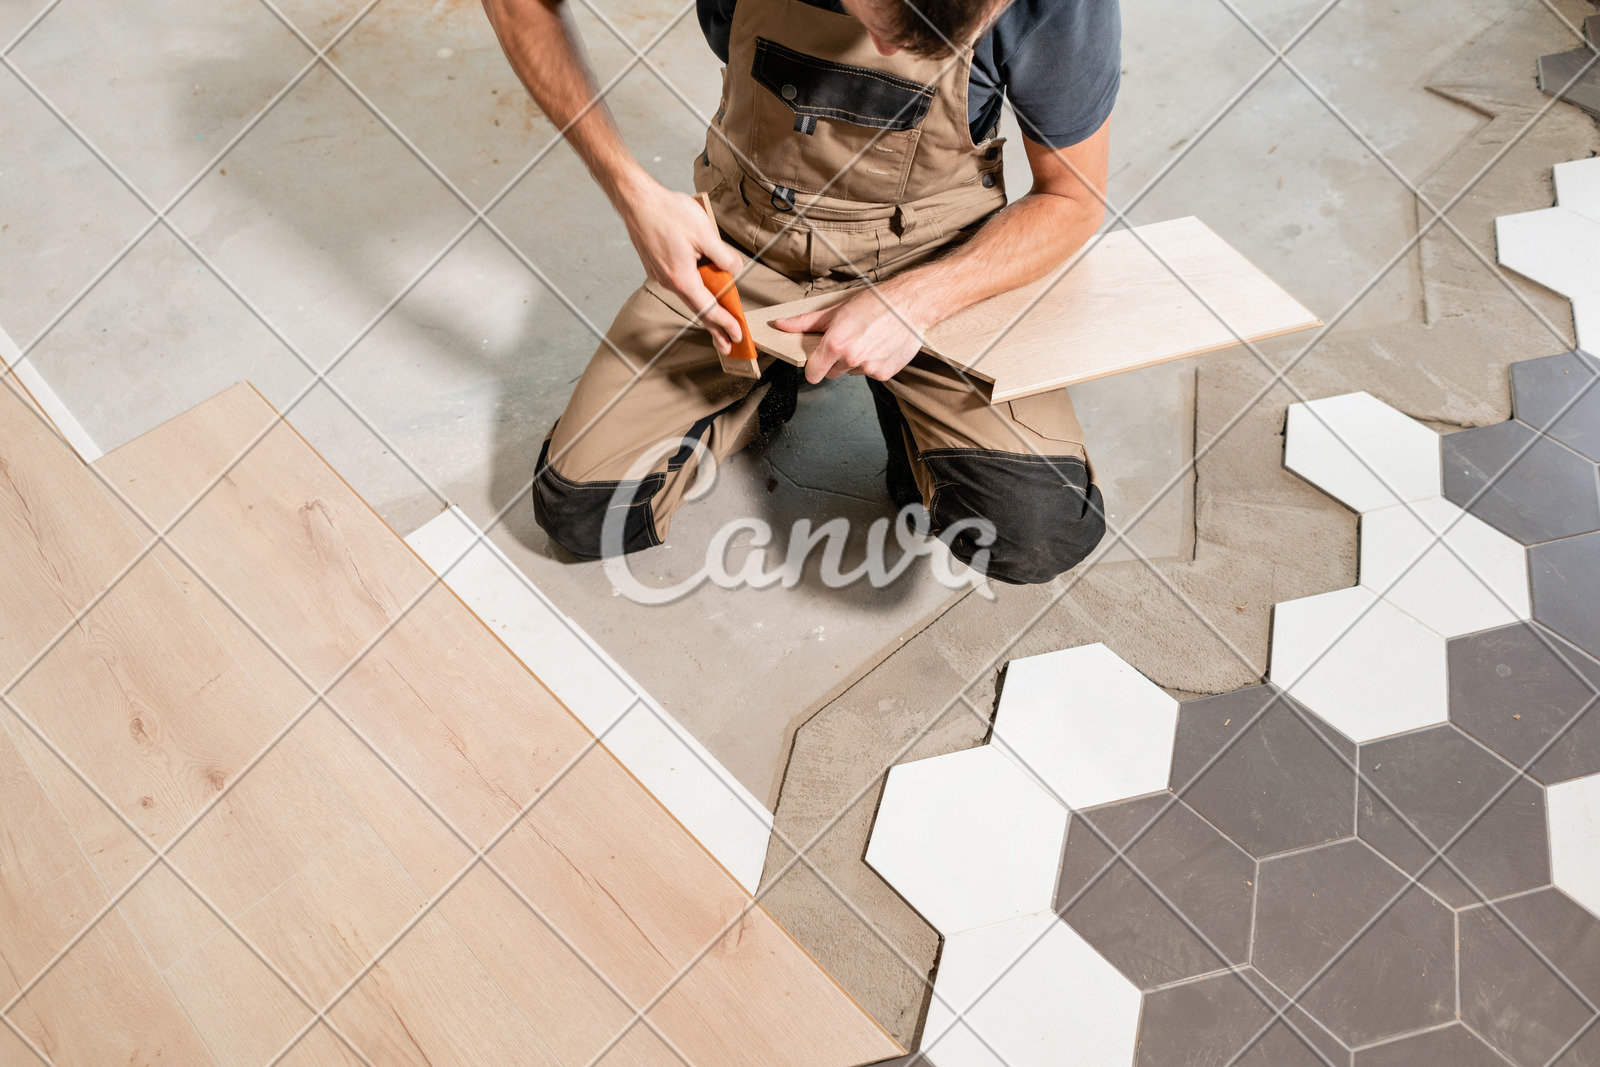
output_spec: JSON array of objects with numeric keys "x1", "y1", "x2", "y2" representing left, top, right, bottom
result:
[{"x1": 774, "y1": 284, "x2": 929, "y2": 384}]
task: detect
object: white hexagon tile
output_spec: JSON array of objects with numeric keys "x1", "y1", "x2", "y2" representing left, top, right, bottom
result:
[
  {"x1": 1497, "y1": 156, "x2": 1600, "y2": 351},
  {"x1": 1274, "y1": 391, "x2": 1532, "y2": 742},
  {"x1": 989, "y1": 643, "x2": 1179, "y2": 810},
  {"x1": 866, "y1": 745, "x2": 1068, "y2": 934}
]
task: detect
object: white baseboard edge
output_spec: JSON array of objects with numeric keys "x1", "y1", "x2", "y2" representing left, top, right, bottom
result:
[
  {"x1": 405, "y1": 506, "x2": 774, "y2": 894},
  {"x1": 1, "y1": 325, "x2": 101, "y2": 463}
]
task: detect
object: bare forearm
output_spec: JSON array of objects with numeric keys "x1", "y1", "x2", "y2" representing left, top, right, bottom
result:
[
  {"x1": 481, "y1": 0, "x2": 647, "y2": 203},
  {"x1": 879, "y1": 189, "x2": 1105, "y2": 332}
]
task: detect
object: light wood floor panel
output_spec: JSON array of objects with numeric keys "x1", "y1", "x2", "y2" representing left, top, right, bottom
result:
[
  {"x1": 229, "y1": 824, "x2": 427, "y2": 1008},
  {"x1": 0, "y1": 385, "x2": 597, "y2": 1064},
  {"x1": 280, "y1": 1023, "x2": 372, "y2": 1067},
  {"x1": 330, "y1": 909, "x2": 563, "y2": 1067},
  {"x1": 163, "y1": 922, "x2": 314, "y2": 1067},
  {"x1": 0, "y1": 387, "x2": 142, "y2": 682},
  {"x1": 439, "y1": 863, "x2": 644, "y2": 1066},
  {"x1": 94, "y1": 388, "x2": 435, "y2": 691},
  {"x1": 275, "y1": 1024, "x2": 369, "y2": 1067},
  {"x1": 748, "y1": 216, "x2": 1321, "y2": 401},
  {"x1": 97, "y1": 383, "x2": 903, "y2": 1066},
  {"x1": 0, "y1": 725, "x2": 214, "y2": 1066},
  {"x1": 291, "y1": 705, "x2": 472, "y2": 900}
]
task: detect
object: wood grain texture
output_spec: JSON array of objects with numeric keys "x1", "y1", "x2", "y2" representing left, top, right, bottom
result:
[
  {"x1": 0, "y1": 723, "x2": 214, "y2": 1066},
  {"x1": 0, "y1": 384, "x2": 578, "y2": 1066},
  {"x1": 95, "y1": 383, "x2": 904, "y2": 1067},
  {"x1": 748, "y1": 216, "x2": 1321, "y2": 401}
]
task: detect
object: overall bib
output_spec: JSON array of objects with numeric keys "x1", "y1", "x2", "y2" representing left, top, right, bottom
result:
[{"x1": 533, "y1": 0, "x2": 1105, "y2": 584}]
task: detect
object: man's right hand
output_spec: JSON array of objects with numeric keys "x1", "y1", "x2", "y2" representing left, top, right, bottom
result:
[{"x1": 617, "y1": 178, "x2": 746, "y2": 357}]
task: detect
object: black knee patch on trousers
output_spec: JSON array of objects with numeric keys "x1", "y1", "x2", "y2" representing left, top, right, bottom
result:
[
  {"x1": 531, "y1": 403, "x2": 738, "y2": 559},
  {"x1": 922, "y1": 449, "x2": 1105, "y2": 585},
  {"x1": 531, "y1": 435, "x2": 665, "y2": 559}
]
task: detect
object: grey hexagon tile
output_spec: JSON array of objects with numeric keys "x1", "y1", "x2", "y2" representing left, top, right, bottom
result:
[
  {"x1": 1448, "y1": 622, "x2": 1600, "y2": 785},
  {"x1": 1460, "y1": 890, "x2": 1600, "y2": 1067},
  {"x1": 1512, "y1": 351, "x2": 1600, "y2": 463},
  {"x1": 1441, "y1": 419, "x2": 1600, "y2": 546},
  {"x1": 1172, "y1": 685, "x2": 1356, "y2": 858},
  {"x1": 1055, "y1": 792, "x2": 1255, "y2": 989},
  {"x1": 1354, "y1": 1025, "x2": 1512, "y2": 1066},
  {"x1": 1531, "y1": 531, "x2": 1600, "y2": 659},
  {"x1": 1253, "y1": 839, "x2": 1454, "y2": 1047},
  {"x1": 1135, "y1": 967, "x2": 1348, "y2": 1067},
  {"x1": 1357, "y1": 724, "x2": 1550, "y2": 908}
]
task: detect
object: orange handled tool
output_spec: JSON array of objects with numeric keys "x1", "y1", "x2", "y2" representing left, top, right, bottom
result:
[{"x1": 695, "y1": 193, "x2": 761, "y2": 380}]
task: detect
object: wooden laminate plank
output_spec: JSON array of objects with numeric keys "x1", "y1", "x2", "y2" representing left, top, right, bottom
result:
[
  {"x1": 748, "y1": 216, "x2": 1321, "y2": 401},
  {"x1": 167, "y1": 824, "x2": 561, "y2": 1067},
  {"x1": 276, "y1": 1023, "x2": 369, "y2": 1067},
  {"x1": 134, "y1": 539, "x2": 469, "y2": 901},
  {"x1": 96, "y1": 383, "x2": 904, "y2": 1067},
  {"x1": 0, "y1": 724, "x2": 214, "y2": 1066},
  {"x1": 0, "y1": 386, "x2": 143, "y2": 682},
  {"x1": 0, "y1": 387, "x2": 589, "y2": 1064}
]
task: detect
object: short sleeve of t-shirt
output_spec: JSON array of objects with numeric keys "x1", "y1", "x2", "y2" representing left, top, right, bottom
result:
[
  {"x1": 971, "y1": 0, "x2": 1120, "y2": 148},
  {"x1": 695, "y1": 0, "x2": 1121, "y2": 148}
]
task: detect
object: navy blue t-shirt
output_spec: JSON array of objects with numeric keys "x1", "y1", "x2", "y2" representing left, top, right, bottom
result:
[{"x1": 696, "y1": 0, "x2": 1121, "y2": 147}]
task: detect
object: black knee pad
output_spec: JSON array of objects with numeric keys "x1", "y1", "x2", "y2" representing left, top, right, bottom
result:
[
  {"x1": 531, "y1": 436, "x2": 664, "y2": 559},
  {"x1": 922, "y1": 450, "x2": 1105, "y2": 585}
]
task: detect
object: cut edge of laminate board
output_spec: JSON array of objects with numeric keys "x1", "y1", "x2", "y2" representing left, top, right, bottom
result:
[
  {"x1": 749, "y1": 216, "x2": 1322, "y2": 402},
  {"x1": 94, "y1": 383, "x2": 905, "y2": 1063},
  {"x1": 404, "y1": 504, "x2": 774, "y2": 894}
]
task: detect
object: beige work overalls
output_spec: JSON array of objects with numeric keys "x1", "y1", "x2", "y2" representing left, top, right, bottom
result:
[{"x1": 533, "y1": 0, "x2": 1105, "y2": 584}]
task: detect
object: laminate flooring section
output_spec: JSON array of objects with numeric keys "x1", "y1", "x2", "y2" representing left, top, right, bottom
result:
[
  {"x1": 0, "y1": 379, "x2": 899, "y2": 1066},
  {"x1": 747, "y1": 216, "x2": 1321, "y2": 402}
]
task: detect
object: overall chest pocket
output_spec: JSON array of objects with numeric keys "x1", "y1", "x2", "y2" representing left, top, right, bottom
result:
[{"x1": 747, "y1": 38, "x2": 936, "y2": 203}]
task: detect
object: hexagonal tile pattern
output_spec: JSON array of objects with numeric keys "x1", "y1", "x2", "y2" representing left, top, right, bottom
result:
[
  {"x1": 1359, "y1": 496, "x2": 1530, "y2": 637},
  {"x1": 862, "y1": 370, "x2": 1600, "y2": 1062},
  {"x1": 1531, "y1": 530, "x2": 1600, "y2": 658},
  {"x1": 1284, "y1": 391, "x2": 1442, "y2": 514},
  {"x1": 1460, "y1": 888, "x2": 1600, "y2": 1067},
  {"x1": 866, "y1": 745, "x2": 1067, "y2": 934},
  {"x1": 1054, "y1": 792, "x2": 1254, "y2": 989},
  {"x1": 1550, "y1": 773, "x2": 1600, "y2": 917},
  {"x1": 1253, "y1": 839, "x2": 1455, "y2": 1047},
  {"x1": 991, "y1": 643, "x2": 1179, "y2": 810},
  {"x1": 1448, "y1": 622, "x2": 1600, "y2": 785},
  {"x1": 1135, "y1": 967, "x2": 1345, "y2": 1067},
  {"x1": 1355, "y1": 1025, "x2": 1511, "y2": 1066},
  {"x1": 1171, "y1": 685, "x2": 1356, "y2": 857},
  {"x1": 1442, "y1": 419, "x2": 1600, "y2": 547},
  {"x1": 1512, "y1": 350, "x2": 1600, "y2": 463},
  {"x1": 920, "y1": 911, "x2": 1142, "y2": 1067},
  {"x1": 1358, "y1": 724, "x2": 1550, "y2": 908},
  {"x1": 1270, "y1": 585, "x2": 1449, "y2": 743}
]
